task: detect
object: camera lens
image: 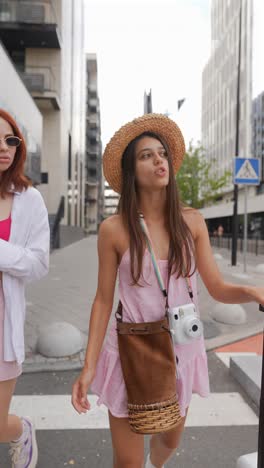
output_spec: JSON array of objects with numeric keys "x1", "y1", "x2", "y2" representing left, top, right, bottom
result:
[
  {"x1": 183, "y1": 317, "x2": 203, "y2": 339},
  {"x1": 174, "y1": 314, "x2": 178, "y2": 320}
]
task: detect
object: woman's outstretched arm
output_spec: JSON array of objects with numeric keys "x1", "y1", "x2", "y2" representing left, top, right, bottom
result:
[{"x1": 193, "y1": 211, "x2": 264, "y2": 305}]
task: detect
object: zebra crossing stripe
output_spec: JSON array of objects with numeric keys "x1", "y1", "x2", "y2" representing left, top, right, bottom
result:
[{"x1": 10, "y1": 393, "x2": 258, "y2": 430}]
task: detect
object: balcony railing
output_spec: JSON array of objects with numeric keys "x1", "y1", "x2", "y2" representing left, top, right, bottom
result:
[
  {"x1": 20, "y1": 66, "x2": 56, "y2": 93},
  {"x1": 88, "y1": 97, "x2": 98, "y2": 108},
  {"x1": 0, "y1": 0, "x2": 58, "y2": 26},
  {"x1": 88, "y1": 83, "x2": 97, "y2": 94},
  {"x1": 87, "y1": 114, "x2": 100, "y2": 128},
  {"x1": 0, "y1": 0, "x2": 61, "y2": 49},
  {"x1": 210, "y1": 234, "x2": 264, "y2": 256},
  {"x1": 19, "y1": 66, "x2": 60, "y2": 109},
  {"x1": 86, "y1": 143, "x2": 100, "y2": 154},
  {"x1": 87, "y1": 128, "x2": 99, "y2": 141}
]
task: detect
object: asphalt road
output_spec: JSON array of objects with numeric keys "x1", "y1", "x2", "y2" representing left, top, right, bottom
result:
[{"x1": 0, "y1": 351, "x2": 259, "y2": 468}]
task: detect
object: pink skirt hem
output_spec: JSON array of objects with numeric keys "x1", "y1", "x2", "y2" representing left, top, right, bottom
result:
[{"x1": 91, "y1": 341, "x2": 210, "y2": 419}]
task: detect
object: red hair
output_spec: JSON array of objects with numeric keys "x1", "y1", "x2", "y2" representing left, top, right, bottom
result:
[{"x1": 0, "y1": 108, "x2": 31, "y2": 197}]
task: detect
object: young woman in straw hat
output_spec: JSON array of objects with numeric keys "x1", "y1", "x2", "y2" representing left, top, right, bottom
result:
[
  {"x1": 72, "y1": 113, "x2": 264, "y2": 468},
  {"x1": 0, "y1": 108, "x2": 49, "y2": 468}
]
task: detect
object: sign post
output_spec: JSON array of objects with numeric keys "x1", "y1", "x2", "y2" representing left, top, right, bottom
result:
[
  {"x1": 233, "y1": 157, "x2": 261, "y2": 273},
  {"x1": 243, "y1": 186, "x2": 248, "y2": 273}
]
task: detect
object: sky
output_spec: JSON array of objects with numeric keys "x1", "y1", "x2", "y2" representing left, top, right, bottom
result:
[{"x1": 84, "y1": 0, "x2": 264, "y2": 150}]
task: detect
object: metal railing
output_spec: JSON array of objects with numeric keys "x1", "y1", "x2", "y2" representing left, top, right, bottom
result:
[
  {"x1": 86, "y1": 143, "x2": 100, "y2": 154},
  {"x1": 86, "y1": 128, "x2": 99, "y2": 140},
  {"x1": 210, "y1": 234, "x2": 264, "y2": 256},
  {"x1": 88, "y1": 97, "x2": 98, "y2": 108},
  {"x1": 49, "y1": 196, "x2": 65, "y2": 250},
  {"x1": 87, "y1": 114, "x2": 100, "y2": 128},
  {"x1": 20, "y1": 66, "x2": 57, "y2": 93},
  {"x1": 0, "y1": 0, "x2": 59, "y2": 26}
]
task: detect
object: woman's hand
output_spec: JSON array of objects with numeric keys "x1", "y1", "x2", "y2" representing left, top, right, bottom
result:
[
  {"x1": 247, "y1": 286, "x2": 264, "y2": 307},
  {"x1": 71, "y1": 366, "x2": 95, "y2": 414}
]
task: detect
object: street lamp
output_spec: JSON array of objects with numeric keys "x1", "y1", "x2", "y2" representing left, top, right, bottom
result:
[{"x1": 231, "y1": 0, "x2": 242, "y2": 266}]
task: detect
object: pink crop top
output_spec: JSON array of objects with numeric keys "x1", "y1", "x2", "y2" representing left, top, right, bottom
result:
[{"x1": 0, "y1": 215, "x2": 11, "y2": 241}]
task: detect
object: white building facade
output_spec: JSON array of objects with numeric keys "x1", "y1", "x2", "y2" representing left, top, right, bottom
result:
[
  {"x1": 0, "y1": 0, "x2": 86, "y2": 233},
  {"x1": 0, "y1": 42, "x2": 42, "y2": 183},
  {"x1": 85, "y1": 54, "x2": 104, "y2": 233},
  {"x1": 252, "y1": 91, "x2": 264, "y2": 183},
  {"x1": 201, "y1": 0, "x2": 253, "y2": 231}
]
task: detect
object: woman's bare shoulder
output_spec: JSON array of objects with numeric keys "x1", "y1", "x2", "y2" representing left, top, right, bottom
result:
[
  {"x1": 99, "y1": 215, "x2": 128, "y2": 251},
  {"x1": 99, "y1": 214, "x2": 124, "y2": 233},
  {"x1": 181, "y1": 206, "x2": 205, "y2": 239}
]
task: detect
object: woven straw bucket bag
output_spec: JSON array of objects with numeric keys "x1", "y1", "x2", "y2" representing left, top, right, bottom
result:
[
  {"x1": 115, "y1": 215, "x2": 183, "y2": 434},
  {"x1": 116, "y1": 304, "x2": 182, "y2": 434}
]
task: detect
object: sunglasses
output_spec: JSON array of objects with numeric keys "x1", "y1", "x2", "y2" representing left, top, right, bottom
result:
[{"x1": 0, "y1": 136, "x2": 22, "y2": 147}]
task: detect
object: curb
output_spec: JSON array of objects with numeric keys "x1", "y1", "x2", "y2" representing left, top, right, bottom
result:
[
  {"x1": 205, "y1": 323, "x2": 264, "y2": 352},
  {"x1": 230, "y1": 355, "x2": 261, "y2": 408},
  {"x1": 23, "y1": 350, "x2": 85, "y2": 373},
  {"x1": 22, "y1": 324, "x2": 264, "y2": 373}
]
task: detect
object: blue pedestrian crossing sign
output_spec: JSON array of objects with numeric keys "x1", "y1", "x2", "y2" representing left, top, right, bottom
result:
[{"x1": 233, "y1": 157, "x2": 260, "y2": 185}]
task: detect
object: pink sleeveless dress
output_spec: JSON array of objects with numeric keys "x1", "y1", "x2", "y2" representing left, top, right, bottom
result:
[
  {"x1": 0, "y1": 214, "x2": 22, "y2": 381},
  {"x1": 91, "y1": 248, "x2": 210, "y2": 418}
]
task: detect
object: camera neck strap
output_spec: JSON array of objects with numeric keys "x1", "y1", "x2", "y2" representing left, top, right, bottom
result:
[{"x1": 139, "y1": 213, "x2": 194, "y2": 303}]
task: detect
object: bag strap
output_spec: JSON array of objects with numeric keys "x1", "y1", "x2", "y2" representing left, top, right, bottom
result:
[
  {"x1": 139, "y1": 213, "x2": 194, "y2": 301},
  {"x1": 139, "y1": 214, "x2": 168, "y2": 298},
  {"x1": 115, "y1": 215, "x2": 169, "y2": 322},
  {"x1": 116, "y1": 214, "x2": 194, "y2": 322}
]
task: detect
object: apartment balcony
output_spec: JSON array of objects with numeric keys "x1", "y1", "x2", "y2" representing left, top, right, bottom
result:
[
  {"x1": 20, "y1": 66, "x2": 60, "y2": 110},
  {"x1": 86, "y1": 140, "x2": 100, "y2": 154},
  {"x1": 86, "y1": 127, "x2": 100, "y2": 141},
  {"x1": 85, "y1": 194, "x2": 98, "y2": 203},
  {"x1": 87, "y1": 157, "x2": 98, "y2": 171},
  {"x1": 88, "y1": 97, "x2": 98, "y2": 109},
  {"x1": 0, "y1": 0, "x2": 61, "y2": 50},
  {"x1": 87, "y1": 114, "x2": 100, "y2": 128},
  {"x1": 85, "y1": 180, "x2": 98, "y2": 188},
  {"x1": 88, "y1": 83, "x2": 97, "y2": 94}
]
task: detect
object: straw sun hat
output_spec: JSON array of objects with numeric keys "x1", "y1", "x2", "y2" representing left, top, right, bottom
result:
[{"x1": 103, "y1": 113, "x2": 186, "y2": 194}]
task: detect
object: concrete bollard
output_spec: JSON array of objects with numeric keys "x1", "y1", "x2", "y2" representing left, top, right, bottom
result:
[
  {"x1": 211, "y1": 303, "x2": 247, "y2": 325},
  {"x1": 36, "y1": 321, "x2": 84, "y2": 358},
  {"x1": 255, "y1": 264, "x2": 264, "y2": 274},
  {"x1": 214, "y1": 253, "x2": 223, "y2": 260},
  {"x1": 236, "y1": 452, "x2": 257, "y2": 468}
]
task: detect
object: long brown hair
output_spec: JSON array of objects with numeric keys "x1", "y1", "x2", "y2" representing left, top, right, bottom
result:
[
  {"x1": 118, "y1": 131, "x2": 195, "y2": 284},
  {"x1": 0, "y1": 108, "x2": 31, "y2": 197}
]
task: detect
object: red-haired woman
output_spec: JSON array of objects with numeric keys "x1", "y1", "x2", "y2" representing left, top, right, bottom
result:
[{"x1": 0, "y1": 109, "x2": 49, "y2": 468}]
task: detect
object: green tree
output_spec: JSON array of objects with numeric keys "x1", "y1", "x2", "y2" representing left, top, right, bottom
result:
[{"x1": 176, "y1": 142, "x2": 231, "y2": 209}]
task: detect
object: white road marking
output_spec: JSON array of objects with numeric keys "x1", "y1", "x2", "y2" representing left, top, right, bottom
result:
[
  {"x1": 10, "y1": 393, "x2": 258, "y2": 430},
  {"x1": 188, "y1": 393, "x2": 258, "y2": 427},
  {"x1": 216, "y1": 352, "x2": 257, "y2": 368}
]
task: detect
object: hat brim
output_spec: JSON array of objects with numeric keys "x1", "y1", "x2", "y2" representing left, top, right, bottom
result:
[{"x1": 103, "y1": 113, "x2": 186, "y2": 194}]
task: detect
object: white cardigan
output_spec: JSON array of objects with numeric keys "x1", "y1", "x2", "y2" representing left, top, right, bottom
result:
[{"x1": 0, "y1": 187, "x2": 50, "y2": 364}]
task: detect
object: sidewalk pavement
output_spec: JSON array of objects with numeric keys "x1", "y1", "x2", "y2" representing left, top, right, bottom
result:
[{"x1": 23, "y1": 236, "x2": 264, "y2": 373}]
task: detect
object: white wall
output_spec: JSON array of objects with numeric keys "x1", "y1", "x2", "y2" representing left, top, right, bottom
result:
[
  {"x1": 25, "y1": 0, "x2": 86, "y2": 224},
  {"x1": 0, "y1": 43, "x2": 42, "y2": 146},
  {"x1": 202, "y1": 0, "x2": 253, "y2": 192},
  {"x1": 200, "y1": 189, "x2": 264, "y2": 219},
  {"x1": 0, "y1": 42, "x2": 43, "y2": 183}
]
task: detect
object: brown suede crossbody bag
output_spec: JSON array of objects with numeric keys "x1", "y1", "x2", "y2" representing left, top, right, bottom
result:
[{"x1": 116, "y1": 215, "x2": 183, "y2": 434}]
